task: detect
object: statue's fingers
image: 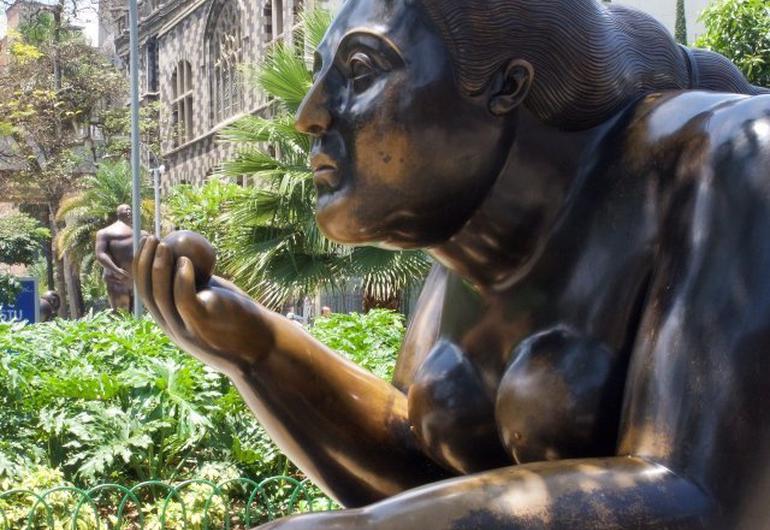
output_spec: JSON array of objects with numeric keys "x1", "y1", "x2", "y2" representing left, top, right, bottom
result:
[
  {"x1": 135, "y1": 236, "x2": 163, "y2": 321},
  {"x1": 174, "y1": 257, "x2": 208, "y2": 328},
  {"x1": 152, "y1": 242, "x2": 186, "y2": 334},
  {"x1": 133, "y1": 234, "x2": 149, "y2": 278}
]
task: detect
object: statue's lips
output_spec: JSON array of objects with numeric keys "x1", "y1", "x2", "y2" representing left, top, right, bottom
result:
[{"x1": 313, "y1": 166, "x2": 342, "y2": 195}]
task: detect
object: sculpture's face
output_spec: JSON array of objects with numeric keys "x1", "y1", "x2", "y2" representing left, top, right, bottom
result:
[
  {"x1": 296, "y1": 0, "x2": 516, "y2": 248},
  {"x1": 117, "y1": 204, "x2": 132, "y2": 223}
]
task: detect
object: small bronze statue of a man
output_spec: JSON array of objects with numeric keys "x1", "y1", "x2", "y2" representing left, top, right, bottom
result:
[
  {"x1": 96, "y1": 204, "x2": 145, "y2": 312},
  {"x1": 39, "y1": 290, "x2": 60, "y2": 322}
]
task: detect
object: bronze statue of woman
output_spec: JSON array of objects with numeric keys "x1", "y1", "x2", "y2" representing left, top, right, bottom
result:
[{"x1": 136, "y1": 0, "x2": 770, "y2": 527}]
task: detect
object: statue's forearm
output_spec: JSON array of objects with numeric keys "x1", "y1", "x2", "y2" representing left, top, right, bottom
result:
[
  {"x1": 258, "y1": 457, "x2": 715, "y2": 529},
  {"x1": 95, "y1": 249, "x2": 123, "y2": 274},
  {"x1": 231, "y1": 314, "x2": 452, "y2": 507}
]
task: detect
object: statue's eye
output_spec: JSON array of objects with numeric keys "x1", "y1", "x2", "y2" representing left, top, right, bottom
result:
[{"x1": 348, "y1": 52, "x2": 376, "y2": 92}]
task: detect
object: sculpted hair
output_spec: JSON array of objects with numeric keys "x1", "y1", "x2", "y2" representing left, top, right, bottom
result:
[{"x1": 418, "y1": 0, "x2": 767, "y2": 130}]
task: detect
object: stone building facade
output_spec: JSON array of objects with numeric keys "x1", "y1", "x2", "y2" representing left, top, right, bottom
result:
[{"x1": 104, "y1": 0, "x2": 337, "y2": 192}]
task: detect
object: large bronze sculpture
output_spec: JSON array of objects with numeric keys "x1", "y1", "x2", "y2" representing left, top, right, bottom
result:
[
  {"x1": 96, "y1": 204, "x2": 146, "y2": 312},
  {"x1": 136, "y1": 0, "x2": 770, "y2": 527}
]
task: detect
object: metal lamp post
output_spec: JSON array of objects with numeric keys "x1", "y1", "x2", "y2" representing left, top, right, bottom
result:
[
  {"x1": 152, "y1": 165, "x2": 165, "y2": 237},
  {"x1": 128, "y1": 0, "x2": 142, "y2": 316}
]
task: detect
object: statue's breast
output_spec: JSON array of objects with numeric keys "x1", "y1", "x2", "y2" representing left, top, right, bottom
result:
[{"x1": 408, "y1": 340, "x2": 511, "y2": 474}]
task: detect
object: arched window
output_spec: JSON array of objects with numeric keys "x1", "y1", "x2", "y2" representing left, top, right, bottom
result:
[
  {"x1": 209, "y1": 0, "x2": 243, "y2": 124},
  {"x1": 171, "y1": 60, "x2": 193, "y2": 147},
  {"x1": 293, "y1": 0, "x2": 303, "y2": 26}
]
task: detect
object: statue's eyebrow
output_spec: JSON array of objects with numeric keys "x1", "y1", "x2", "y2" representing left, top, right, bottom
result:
[{"x1": 336, "y1": 30, "x2": 405, "y2": 66}]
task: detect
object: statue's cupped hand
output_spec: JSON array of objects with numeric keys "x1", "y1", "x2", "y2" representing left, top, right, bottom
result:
[{"x1": 134, "y1": 233, "x2": 274, "y2": 374}]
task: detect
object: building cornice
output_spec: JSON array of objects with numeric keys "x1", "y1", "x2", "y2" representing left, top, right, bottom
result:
[
  {"x1": 156, "y1": 0, "x2": 210, "y2": 39},
  {"x1": 162, "y1": 102, "x2": 271, "y2": 158}
]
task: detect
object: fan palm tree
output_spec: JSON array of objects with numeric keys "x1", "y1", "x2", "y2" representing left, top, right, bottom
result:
[
  {"x1": 55, "y1": 160, "x2": 153, "y2": 278},
  {"x1": 217, "y1": 9, "x2": 431, "y2": 311}
]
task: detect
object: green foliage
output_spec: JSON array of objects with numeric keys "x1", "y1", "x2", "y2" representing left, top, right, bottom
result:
[
  {"x1": 675, "y1": 0, "x2": 688, "y2": 44},
  {"x1": 0, "y1": 275, "x2": 22, "y2": 307},
  {"x1": 100, "y1": 102, "x2": 162, "y2": 159},
  {"x1": 17, "y1": 13, "x2": 51, "y2": 43},
  {"x1": 0, "y1": 313, "x2": 291, "y2": 488},
  {"x1": 210, "y1": 9, "x2": 431, "y2": 310},
  {"x1": 0, "y1": 307, "x2": 404, "y2": 479},
  {"x1": 0, "y1": 466, "x2": 99, "y2": 529},
  {"x1": 0, "y1": 212, "x2": 50, "y2": 266},
  {"x1": 0, "y1": 11, "x2": 127, "y2": 205},
  {"x1": 309, "y1": 310, "x2": 405, "y2": 380},
  {"x1": 0, "y1": 307, "x2": 403, "y2": 525},
  {"x1": 696, "y1": 0, "x2": 770, "y2": 86},
  {"x1": 165, "y1": 178, "x2": 248, "y2": 257}
]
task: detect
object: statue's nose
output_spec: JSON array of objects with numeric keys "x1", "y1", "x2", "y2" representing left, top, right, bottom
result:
[{"x1": 296, "y1": 83, "x2": 332, "y2": 137}]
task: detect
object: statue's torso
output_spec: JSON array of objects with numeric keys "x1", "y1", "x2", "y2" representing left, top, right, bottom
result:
[
  {"x1": 101, "y1": 222, "x2": 136, "y2": 274},
  {"x1": 398, "y1": 91, "x2": 770, "y2": 525}
]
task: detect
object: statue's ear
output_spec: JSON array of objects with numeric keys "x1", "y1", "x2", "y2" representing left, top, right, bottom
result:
[{"x1": 488, "y1": 59, "x2": 534, "y2": 116}]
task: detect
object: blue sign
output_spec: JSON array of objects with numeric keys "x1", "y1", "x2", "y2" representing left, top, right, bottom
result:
[{"x1": 0, "y1": 277, "x2": 39, "y2": 323}]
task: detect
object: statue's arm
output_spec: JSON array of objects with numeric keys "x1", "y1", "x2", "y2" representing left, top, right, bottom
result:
[
  {"x1": 256, "y1": 457, "x2": 714, "y2": 529},
  {"x1": 134, "y1": 236, "x2": 452, "y2": 507},
  {"x1": 94, "y1": 231, "x2": 128, "y2": 277}
]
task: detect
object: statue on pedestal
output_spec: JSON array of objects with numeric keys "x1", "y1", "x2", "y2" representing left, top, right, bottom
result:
[
  {"x1": 96, "y1": 204, "x2": 146, "y2": 312},
  {"x1": 136, "y1": 0, "x2": 770, "y2": 528}
]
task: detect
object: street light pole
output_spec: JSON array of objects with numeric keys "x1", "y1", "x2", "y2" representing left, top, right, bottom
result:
[
  {"x1": 128, "y1": 0, "x2": 143, "y2": 317},
  {"x1": 152, "y1": 165, "x2": 165, "y2": 237}
]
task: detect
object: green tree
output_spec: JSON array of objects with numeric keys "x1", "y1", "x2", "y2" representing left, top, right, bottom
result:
[
  {"x1": 696, "y1": 0, "x2": 770, "y2": 86},
  {"x1": 0, "y1": 212, "x2": 50, "y2": 267},
  {"x1": 214, "y1": 10, "x2": 431, "y2": 310},
  {"x1": 0, "y1": 212, "x2": 50, "y2": 305},
  {"x1": 0, "y1": 11, "x2": 127, "y2": 317},
  {"x1": 166, "y1": 178, "x2": 248, "y2": 254},
  {"x1": 675, "y1": 0, "x2": 688, "y2": 44}
]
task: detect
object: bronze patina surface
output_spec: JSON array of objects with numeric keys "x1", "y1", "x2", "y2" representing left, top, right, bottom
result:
[
  {"x1": 39, "y1": 290, "x2": 60, "y2": 322},
  {"x1": 96, "y1": 204, "x2": 146, "y2": 312},
  {"x1": 136, "y1": 0, "x2": 770, "y2": 527}
]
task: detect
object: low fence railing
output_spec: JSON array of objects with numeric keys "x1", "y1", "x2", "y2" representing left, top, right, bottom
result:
[{"x1": 0, "y1": 475, "x2": 337, "y2": 529}]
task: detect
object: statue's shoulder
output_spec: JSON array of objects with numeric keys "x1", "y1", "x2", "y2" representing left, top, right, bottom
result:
[
  {"x1": 629, "y1": 90, "x2": 757, "y2": 142},
  {"x1": 626, "y1": 91, "x2": 770, "y2": 182}
]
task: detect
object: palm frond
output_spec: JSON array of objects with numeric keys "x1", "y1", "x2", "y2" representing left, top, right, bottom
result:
[
  {"x1": 55, "y1": 159, "x2": 153, "y2": 268},
  {"x1": 208, "y1": 9, "x2": 431, "y2": 309},
  {"x1": 301, "y1": 9, "x2": 334, "y2": 52},
  {"x1": 248, "y1": 43, "x2": 312, "y2": 114}
]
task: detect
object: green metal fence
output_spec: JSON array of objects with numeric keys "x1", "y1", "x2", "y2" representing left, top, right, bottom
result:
[{"x1": 0, "y1": 476, "x2": 337, "y2": 529}]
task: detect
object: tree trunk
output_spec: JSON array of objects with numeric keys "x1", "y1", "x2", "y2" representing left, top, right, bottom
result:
[
  {"x1": 52, "y1": 243, "x2": 68, "y2": 318},
  {"x1": 63, "y1": 253, "x2": 84, "y2": 318},
  {"x1": 47, "y1": 202, "x2": 69, "y2": 318},
  {"x1": 44, "y1": 243, "x2": 55, "y2": 291},
  {"x1": 675, "y1": 0, "x2": 688, "y2": 45}
]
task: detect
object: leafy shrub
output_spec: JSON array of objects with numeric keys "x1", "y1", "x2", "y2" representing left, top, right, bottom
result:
[
  {"x1": 0, "y1": 212, "x2": 50, "y2": 267},
  {"x1": 0, "y1": 466, "x2": 99, "y2": 530},
  {"x1": 0, "y1": 307, "x2": 405, "y2": 524},
  {"x1": 0, "y1": 212, "x2": 49, "y2": 306},
  {"x1": 0, "y1": 275, "x2": 22, "y2": 307},
  {"x1": 0, "y1": 312, "x2": 293, "y2": 487},
  {"x1": 309, "y1": 309, "x2": 404, "y2": 380},
  {"x1": 696, "y1": 0, "x2": 770, "y2": 86}
]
